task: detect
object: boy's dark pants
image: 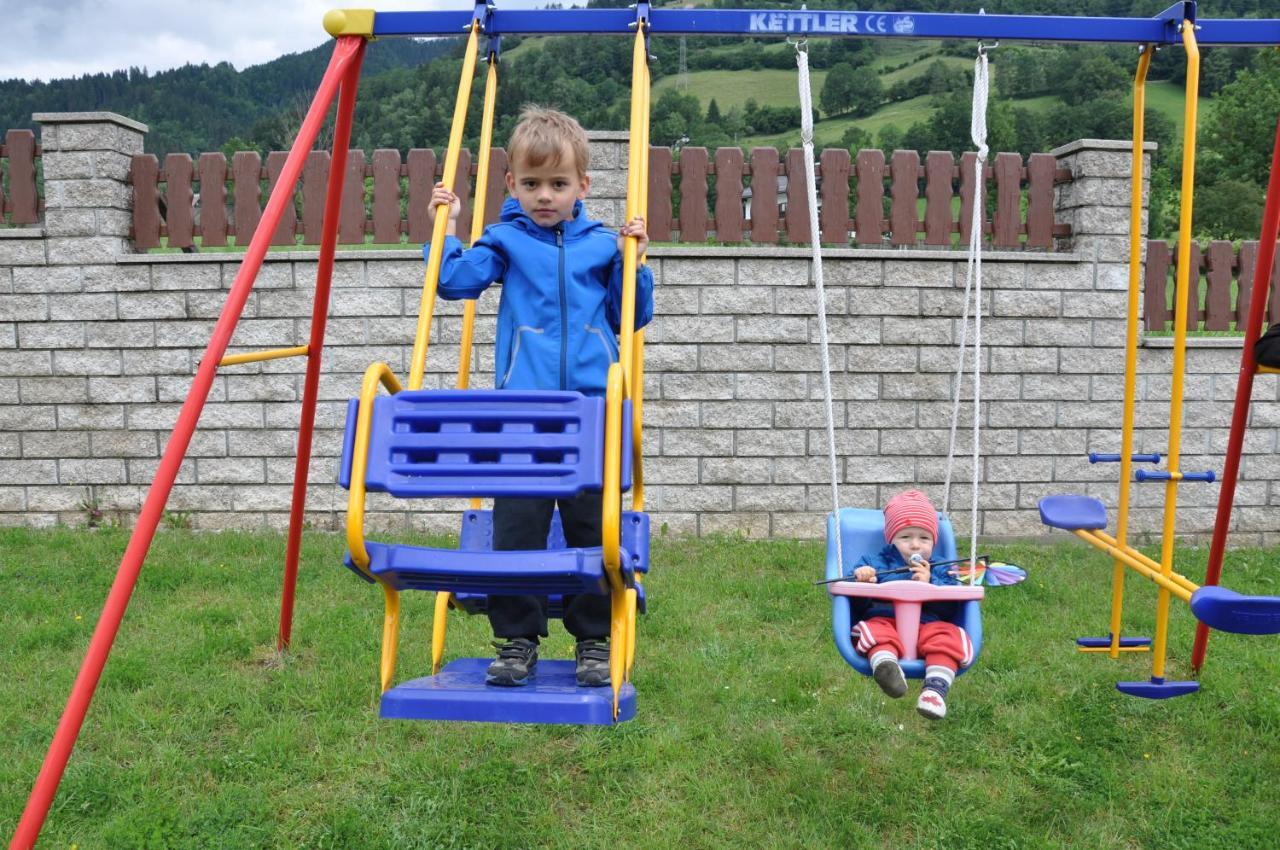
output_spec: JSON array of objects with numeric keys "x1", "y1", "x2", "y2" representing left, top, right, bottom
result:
[{"x1": 487, "y1": 493, "x2": 612, "y2": 641}]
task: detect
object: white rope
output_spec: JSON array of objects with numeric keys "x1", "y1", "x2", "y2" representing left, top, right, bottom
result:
[
  {"x1": 942, "y1": 49, "x2": 989, "y2": 581},
  {"x1": 796, "y1": 40, "x2": 844, "y2": 574}
]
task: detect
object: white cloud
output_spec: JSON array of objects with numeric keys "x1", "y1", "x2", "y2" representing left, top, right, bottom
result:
[{"x1": 0, "y1": 0, "x2": 579, "y2": 83}]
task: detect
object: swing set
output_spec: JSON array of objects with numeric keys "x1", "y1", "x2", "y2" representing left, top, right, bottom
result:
[{"x1": 11, "y1": 3, "x2": 1280, "y2": 848}]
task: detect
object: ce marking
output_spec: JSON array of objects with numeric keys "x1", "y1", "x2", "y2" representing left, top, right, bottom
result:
[{"x1": 867, "y1": 14, "x2": 889, "y2": 33}]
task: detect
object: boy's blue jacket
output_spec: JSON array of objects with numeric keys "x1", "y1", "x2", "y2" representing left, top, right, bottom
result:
[
  {"x1": 426, "y1": 197, "x2": 654, "y2": 397},
  {"x1": 844, "y1": 543, "x2": 960, "y2": 623}
]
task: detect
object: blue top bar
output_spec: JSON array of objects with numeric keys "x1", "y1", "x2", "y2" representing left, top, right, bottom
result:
[{"x1": 367, "y1": 7, "x2": 1280, "y2": 46}]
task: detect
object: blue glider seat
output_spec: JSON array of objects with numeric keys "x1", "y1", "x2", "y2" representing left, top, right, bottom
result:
[
  {"x1": 1190, "y1": 585, "x2": 1280, "y2": 635},
  {"x1": 1038, "y1": 495, "x2": 1108, "y2": 531},
  {"x1": 381, "y1": 659, "x2": 636, "y2": 725},
  {"x1": 343, "y1": 542, "x2": 622, "y2": 595},
  {"x1": 825, "y1": 508, "x2": 982, "y2": 680}
]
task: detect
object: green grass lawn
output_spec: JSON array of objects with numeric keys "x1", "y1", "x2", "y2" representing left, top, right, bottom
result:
[{"x1": 4, "y1": 527, "x2": 1278, "y2": 848}]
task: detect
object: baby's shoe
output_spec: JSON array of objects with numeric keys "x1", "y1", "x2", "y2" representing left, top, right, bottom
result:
[
  {"x1": 916, "y1": 674, "x2": 952, "y2": 720},
  {"x1": 869, "y1": 651, "x2": 907, "y2": 699}
]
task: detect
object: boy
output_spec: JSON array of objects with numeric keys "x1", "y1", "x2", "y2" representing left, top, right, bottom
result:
[
  {"x1": 426, "y1": 106, "x2": 654, "y2": 688},
  {"x1": 846, "y1": 490, "x2": 974, "y2": 720}
]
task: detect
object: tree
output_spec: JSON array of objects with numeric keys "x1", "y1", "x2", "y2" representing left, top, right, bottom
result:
[
  {"x1": 846, "y1": 67, "x2": 885, "y2": 118},
  {"x1": 820, "y1": 63, "x2": 855, "y2": 117},
  {"x1": 1057, "y1": 53, "x2": 1128, "y2": 107},
  {"x1": 706, "y1": 98, "x2": 722, "y2": 125},
  {"x1": 1203, "y1": 51, "x2": 1280, "y2": 186}
]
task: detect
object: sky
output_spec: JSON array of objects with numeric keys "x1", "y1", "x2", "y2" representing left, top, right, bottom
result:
[{"x1": 0, "y1": 0, "x2": 584, "y2": 83}]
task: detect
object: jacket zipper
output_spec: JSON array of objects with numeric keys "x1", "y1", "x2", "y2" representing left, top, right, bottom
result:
[{"x1": 556, "y1": 225, "x2": 567, "y2": 390}]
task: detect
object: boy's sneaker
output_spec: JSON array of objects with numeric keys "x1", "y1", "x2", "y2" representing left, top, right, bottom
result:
[
  {"x1": 871, "y1": 654, "x2": 907, "y2": 699},
  {"x1": 916, "y1": 688, "x2": 948, "y2": 720},
  {"x1": 574, "y1": 638, "x2": 611, "y2": 687},
  {"x1": 485, "y1": 638, "x2": 538, "y2": 686}
]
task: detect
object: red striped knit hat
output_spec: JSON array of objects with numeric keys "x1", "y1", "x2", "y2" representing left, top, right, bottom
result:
[{"x1": 883, "y1": 490, "x2": 939, "y2": 543}]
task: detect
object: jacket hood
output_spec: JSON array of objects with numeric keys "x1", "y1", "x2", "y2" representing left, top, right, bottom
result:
[{"x1": 499, "y1": 196, "x2": 601, "y2": 239}]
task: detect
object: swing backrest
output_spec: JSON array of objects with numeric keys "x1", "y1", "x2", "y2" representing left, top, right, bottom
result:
[{"x1": 825, "y1": 507, "x2": 982, "y2": 678}]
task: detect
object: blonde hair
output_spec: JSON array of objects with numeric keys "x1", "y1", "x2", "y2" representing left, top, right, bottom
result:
[{"x1": 507, "y1": 106, "x2": 590, "y2": 177}]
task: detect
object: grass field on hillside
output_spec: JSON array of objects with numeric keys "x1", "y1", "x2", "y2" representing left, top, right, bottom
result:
[{"x1": 3, "y1": 527, "x2": 1279, "y2": 848}]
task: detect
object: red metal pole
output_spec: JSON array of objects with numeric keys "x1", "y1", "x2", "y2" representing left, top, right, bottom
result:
[
  {"x1": 9, "y1": 36, "x2": 364, "y2": 850},
  {"x1": 278, "y1": 41, "x2": 366, "y2": 651},
  {"x1": 1191, "y1": 116, "x2": 1280, "y2": 673}
]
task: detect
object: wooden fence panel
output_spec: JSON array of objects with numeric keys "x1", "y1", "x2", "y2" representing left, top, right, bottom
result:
[
  {"x1": 1144, "y1": 240, "x2": 1170, "y2": 331},
  {"x1": 301, "y1": 151, "x2": 329, "y2": 245},
  {"x1": 959, "y1": 152, "x2": 985, "y2": 245},
  {"x1": 338, "y1": 149, "x2": 365, "y2": 244},
  {"x1": 406, "y1": 148, "x2": 435, "y2": 244},
  {"x1": 749, "y1": 147, "x2": 778, "y2": 244},
  {"x1": 1238, "y1": 241, "x2": 1258, "y2": 331},
  {"x1": 131, "y1": 154, "x2": 161, "y2": 249},
  {"x1": 1183, "y1": 242, "x2": 1204, "y2": 331},
  {"x1": 923, "y1": 151, "x2": 953, "y2": 246},
  {"x1": 197, "y1": 153, "x2": 228, "y2": 247},
  {"x1": 1204, "y1": 240, "x2": 1234, "y2": 331},
  {"x1": 482, "y1": 148, "x2": 507, "y2": 228},
  {"x1": 372, "y1": 149, "x2": 401, "y2": 243},
  {"x1": 4, "y1": 129, "x2": 39, "y2": 223},
  {"x1": 819, "y1": 148, "x2": 850, "y2": 245},
  {"x1": 715, "y1": 147, "x2": 744, "y2": 243},
  {"x1": 647, "y1": 146, "x2": 672, "y2": 242},
  {"x1": 785, "y1": 148, "x2": 810, "y2": 244},
  {"x1": 992, "y1": 152, "x2": 1022, "y2": 248},
  {"x1": 678, "y1": 147, "x2": 708, "y2": 243},
  {"x1": 854, "y1": 149, "x2": 884, "y2": 245},
  {"x1": 1025, "y1": 153, "x2": 1056, "y2": 248},
  {"x1": 232, "y1": 151, "x2": 261, "y2": 246},
  {"x1": 264, "y1": 151, "x2": 296, "y2": 247},
  {"x1": 164, "y1": 153, "x2": 195, "y2": 249},
  {"x1": 890, "y1": 150, "x2": 919, "y2": 247}
]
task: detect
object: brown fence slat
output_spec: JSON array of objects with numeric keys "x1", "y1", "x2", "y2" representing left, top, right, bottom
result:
[
  {"x1": 992, "y1": 152, "x2": 1022, "y2": 248},
  {"x1": 1144, "y1": 240, "x2": 1171, "y2": 332},
  {"x1": 959, "y1": 152, "x2": 985, "y2": 245},
  {"x1": 454, "y1": 149, "x2": 473, "y2": 240},
  {"x1": 1025, "y1": 153, "x2": 1056, "y2": 248},
  {"x1": 232, "y1": 151, "x2": 261, "y2": 246},
  {"x1": 372, "y1": 149, "x2": 401, "y2": 244},
  {"x1": 1238, "y1": 241, "x2": 1257, "y2": 331},
  {"x1": 647, "y1": 146, "x2": 673, "y2": 242},
  {"x1": 678, "y1": 147, "x2": 708, "y2": 242},
  {"x1": 1269, "y1": 245, "x2": 1280, "y2": 326},
  {"x1": 131, "y1": 154, "x2": 161, "y2": 249},
  {"x1": 1184, "y1": 242, "x2": 1204, "y2": 331},
  {"x1": 197, "y1": 152, "x2": 228, "y2": 247},
  {"x1": 338, "y1": 149, "x2": 365, "y2": 244},
  {"x1": 819, "y1": 148, "x2": 850, "y2": 245},
  {"x1": 1204, "y1": 240, "x2": 1234, "y2": 331},
  {"x1": 264, "y1": 151, "x2": 297, "y2": 247},
  {"x1": 854, "y1": 148, "x2": 885, "y2": 245},
  {"x1": 890, "y1": 149, "x2": 920, "y2": 247},
  {"x1": 164, "y1": 153, "x2": 195, "y2": 248},
  {"x1": 784, "y1": 148, "x2": 809, "y2": 244},
  {"x1": 923, "y1": 151, "x2": 953, "y2": 246},
  {"x1": 714, "y1": 147, "x2": 745, "y2": 243},
  {"x1": 300, "y1": 151, "x2": 329, "y2": 245},
  {"x1": 749, "y1": 147, "x2": 779, "y2": 244},
  {"x1": 407, "y1": 148, "x2": 435, "y2": 244},
  {"x1": 483, "y1": 148, "x2": 507, "y2": 228},
  {"x1": 5, "y1": 129, "x2": 39, "y2": 224}
]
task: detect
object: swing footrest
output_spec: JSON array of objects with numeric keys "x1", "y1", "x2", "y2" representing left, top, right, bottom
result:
[
  {"x1": 1076, "y1": 635, "x2": 1151, "y2": 649},
  {"x1": 347, "y1": 541, "x2": 623, "y2": 595},
  {"x1": 380, "y1": 658, "x2": 636, "y2": 724},
  {"x1": 1190, "y1": 586, "x2": 1280, "y2": 635},
  {"x1": 452, "y1": 583, "x2": 647, "y2": 616},
  {"x1": 1116, "y1": 677, "x2": 1200, "y2": 699},
  {"x1": 1038, "y1": 495, "x2": 1108, "y2": 530}
]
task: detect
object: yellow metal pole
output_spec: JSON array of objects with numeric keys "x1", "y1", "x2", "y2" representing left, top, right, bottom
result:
[
  {"x1": 1152, "y1": 22, "x2": 1200, "y2": 681},
  {"x1": 1092, "y1": 529, "x2": 1199, "y2": 594},
  {"x1": 409, "y1": 22, "x2": 481, "y2": 390},
  {"x1": 218, "y1": 345, "x2": 309, "y2": 367},
  {"x1": 631, "y1": 52, "x2": 651, "y2": 511},
  {"x1": 1107, "y1": 46, "x2": 1152, "y2": 659},
  {"x1": 1072, "y1": 530, "x2": 1194, "y2": 604},
  {"x1": 618, "y1": 26, "x2": 647, "y2": 398},
  {"x1": 456, "y1": 52, "x2": 499, "y2": 395}
]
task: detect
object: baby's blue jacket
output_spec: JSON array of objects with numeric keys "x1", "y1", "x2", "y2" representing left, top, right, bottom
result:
[
  {"x1": 844, "y1": 543, "x2": 960, "y2": 623},
  {"x1": 427, "y1": 197, "x2": 654, "y2": 397}
]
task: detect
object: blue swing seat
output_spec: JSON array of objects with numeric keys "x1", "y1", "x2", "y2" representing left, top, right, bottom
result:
[
  {"x1": 339, "y1": 387, "x2": 647, "y2": 725},
  {"x1": 826, "y1": 508, "x2": 983, "y2": 679}
]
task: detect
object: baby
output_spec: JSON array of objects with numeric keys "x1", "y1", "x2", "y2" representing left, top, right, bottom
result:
[{"x1": 847, "y1": 490, "x2": 974, "y2": 720}]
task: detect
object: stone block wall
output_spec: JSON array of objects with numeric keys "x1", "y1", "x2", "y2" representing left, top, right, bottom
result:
[{"x1": 3, "y1": 113, "x2": 1278, "y2": 544}]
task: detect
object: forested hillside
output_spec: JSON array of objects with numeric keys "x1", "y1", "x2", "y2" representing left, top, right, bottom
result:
[{"x1": 3, "y1": 0, "x2": 1278, "y2": 238}]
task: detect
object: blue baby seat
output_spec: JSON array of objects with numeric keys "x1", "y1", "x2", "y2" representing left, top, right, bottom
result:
[
  {"x1": 826, "y1": 507, "x2": 983, "y2": 679},
  {"x1": 339, "y1": 387, "x2": 647, "y2": 725}
]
